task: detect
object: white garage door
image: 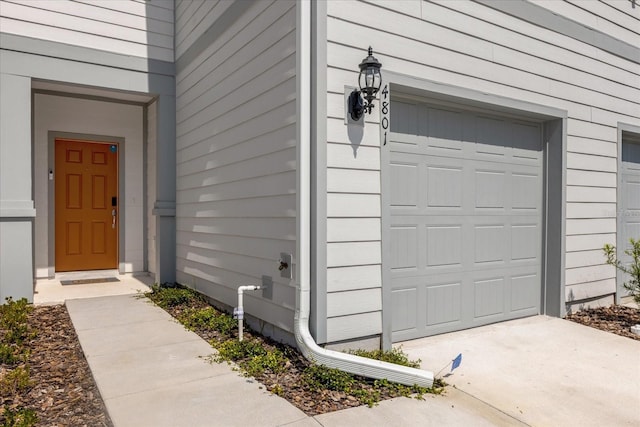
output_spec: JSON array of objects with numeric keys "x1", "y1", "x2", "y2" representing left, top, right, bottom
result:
[
  {"x1": 619, "y1": 137, "x2": 640, "y2": 296},
  {"x1": 388, "y1": 100, "x2": 543, "y2": 341}
]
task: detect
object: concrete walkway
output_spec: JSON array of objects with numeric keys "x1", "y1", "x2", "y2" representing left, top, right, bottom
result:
[
  {"x1": 64, "y1": 293, "x2": 519, "y2": 427},
  {"x1": 43, "y1": 275, "x2": 639, "y2": 426}
]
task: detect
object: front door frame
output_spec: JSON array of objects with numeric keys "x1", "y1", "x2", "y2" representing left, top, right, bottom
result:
[{"x1": 48, "y1": 131, "x2": 126, "y2": 277}]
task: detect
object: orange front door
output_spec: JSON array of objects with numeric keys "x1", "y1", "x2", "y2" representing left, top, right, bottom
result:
[{"x1": 55, "y1": 139, "x2": 118, "y2": 271}]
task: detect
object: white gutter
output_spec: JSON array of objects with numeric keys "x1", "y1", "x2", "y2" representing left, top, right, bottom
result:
[{"x1": 293, "y1": 0, "x2": 434, "y2": 389}]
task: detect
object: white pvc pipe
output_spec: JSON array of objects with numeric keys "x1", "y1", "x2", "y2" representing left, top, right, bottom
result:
[
  {"x1": 237, "y1": 285, "x2": 260, "y2": 341},
  {"x1": 293, "y1": 1, "x2": 433, "y2": 388}
]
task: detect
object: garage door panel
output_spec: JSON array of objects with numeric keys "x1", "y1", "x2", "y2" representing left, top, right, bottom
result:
[
  {"x1": 390, "y1": 162, "x2": 419, "y2": 207},
  {"x1": 622, "y1": 140, "x2": 640, "y2": 166},
  {"x1": 475, "y1": 170, "x2": 506, "y2": 209},
  {"x1": 427, "y1": 108, "x2": 465, "y2": 151},
  {"x1": 476, "y1": 116, "x2": 511, "y2": 157},
  {"x1": 623, "y1": 181, "x2": 640, "y2": 210},
  {"x1": 512, "y1": 172, "x2": 541, "y2": 210},
  {"x1": 390, "y1": 225, "x2": 418, "y2": 270},
  {"x1": 426, "y1": 225, "x2": 463, "y2": 267},
  {"x1": 513, "y1": 122, "x2": 543, "y2": 158},
  {"x1": 389, "y1": 104, "x2": 542, "y2": 340},
  {"x1": 391, "y1": 287, "x2": 418, "y2": 332},
  {"x1": 474, "y1": 225, "x2": 507, "y2": 264},
  {"x1": 511, "y1": 274, "x2": 540, "y2": 312},
  {"x1": 474, "y1": 277, "x2": 505, "y2": 318},
  {"x1": 512, "y1": 224, "x2": 540, "y2": 261},
  {"x1": 427, "y1": 166, "x2": 463, "y2": 208},
  {"x1": 426, "y1": 282, "x2": 463, "y2": 326},
  {"x1": 392, "y1": 101, "x2": 420, "y2": 137}
]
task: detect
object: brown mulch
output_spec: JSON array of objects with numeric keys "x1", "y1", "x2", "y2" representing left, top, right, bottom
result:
[
  {"x1": 162, "y1": 299, "x2": 437, "y2": 416},
  {"x1": 163, "y1": 302, "x2": 369, "y2": 415},
  {"x1": 566, "y1": 305, "x2": 640, "y2": 341},
  {"x1": 1, "y1": 305, "x2": 112, "y2": 427},
  {"x1": 3, "y1": 300, "x2": 636, "y2": 425}
]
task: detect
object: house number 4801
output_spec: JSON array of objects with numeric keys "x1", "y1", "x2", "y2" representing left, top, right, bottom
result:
[{"x1": 380, "y1": 84, "x2": 390, "y2": 145}]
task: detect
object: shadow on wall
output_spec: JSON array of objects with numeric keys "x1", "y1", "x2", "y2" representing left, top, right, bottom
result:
[
  {"x1": 565, "y1": 289, "x2": 617, "y2": 315},
  {"x1": 347, "y1": 120, "x2": 364, "y2": 158}
]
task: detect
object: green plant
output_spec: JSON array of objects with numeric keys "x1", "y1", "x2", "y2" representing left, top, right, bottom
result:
[
  {"x1": 0, "y1": 344, "x2": 29, "y2": 366},
  {"x1": 604, "y1": 238, "x2": 640, "y2": 305},
  {"x1": 0, "y1": 366, "x2": 32, "y2": 396},
  {"x1": 211, "y1": 339, "x2": 266, "y2": 363},
  {"x1": 0, "y1": 344, "x2": 16, "y2": 365},
  {"x1": 351, "y1": 387, "x2": 381, "y2": 407},
  {"x1": 179, "y1": 307, "x2": 237, "y2": 336},
  {"x1": 1, "y1": 406, "x2": 38, "y2": 427},
  {"x1": 270, "y1": 384, "x2": 284, "y2": 396},
  {"x1": 0, "y1": 298, "x2": 33, "y2": 345},
  {"x1": 244, "y1": 349, "x2": 287, "y2": 378},
  {"x1": 146, "y1": 285, "x2": 201, "y2": 308},
  {"x1": 349, "y1": 347, "x2": 421, "y2": 369},
  {"x1": 302, "y1": 364, "x2": 355, "y2": 392}
]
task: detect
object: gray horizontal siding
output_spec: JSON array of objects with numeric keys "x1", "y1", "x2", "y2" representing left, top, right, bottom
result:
[
  {"x1": 0, "y1": 0, "x2": 173, "y2": 62},
  {"x1": 175, "y1": 0, "x2": 235, "y2": 59},
  {"x1": 532, "y1": 0, "x2": 640, "y2": 48},
  {"x1": 325, "y1": 0, "x2": 640, "y2": 340},
  {"x1": 175, "y1": 0, "x2": 297, "y2": 334}
]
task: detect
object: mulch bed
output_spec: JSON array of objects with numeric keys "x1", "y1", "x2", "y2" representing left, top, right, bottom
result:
[
  {"x1": 2, "y1": 300, "x2": 637, "y2": 425},
  {"x1": 1, "y1": 305, "x2": 112, "y2": 427},
  {"x1": 566, "y1": 305, "x2": 640, "y2": 341},
  {"x1": 161, "y1": 299, "x2": 426, "y2": 416}
]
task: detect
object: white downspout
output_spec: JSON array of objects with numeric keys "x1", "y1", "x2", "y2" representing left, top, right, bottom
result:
[
  {"x1": 293, "y1": 1, "x2": 433, "y2": 388},
  {"x1": 236, "y1": 285, "x2": 261, "y2": 341}
]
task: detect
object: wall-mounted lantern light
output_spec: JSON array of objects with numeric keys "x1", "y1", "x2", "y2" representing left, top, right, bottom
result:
[{"x1": 348, "y1": 46, "x2": 383, "y2": 121}]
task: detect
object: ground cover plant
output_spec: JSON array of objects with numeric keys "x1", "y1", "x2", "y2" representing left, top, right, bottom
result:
[
  {"x1": 0, "y1": 299, "x2": 111, "y2": 427},
  {"x1": 145, "y1": 285, "x2": 445, "y2": 415}
]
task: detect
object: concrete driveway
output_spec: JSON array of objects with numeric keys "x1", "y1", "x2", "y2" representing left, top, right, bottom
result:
[{"x1": 398, "y1": 315, "x2": 640, "y2": 427}]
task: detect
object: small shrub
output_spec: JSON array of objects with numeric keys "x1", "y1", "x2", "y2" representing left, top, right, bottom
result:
[
  {"x1": 146, "y1": 285, "x2": 201, "y2": 309},
  {"x1": 0, "y1": 298, "x2": 33, "y2": 345},
  {"x1": 1, "y1": 406, "x2": 38, "y2": 427},
  {"x1": 351, "y1": 388, "x2": 381, "y2": 407},
  {"x1": 212, "y1": 339, "x2": 266, "y2": 363},
  {"x1": 244, "y1": 349, "x2": 287, "y2": 378},
  {"x1": 179, "y1": 307, "x2": 237, "y2": 336},
  {"x1": 208, "y1": 314, "x2": 238, "y2": 336},
  {"x1": 604, "y1": 238, "x2": 640, "y2": 305},
  {"x1": 349, "y1": 347, "x2": 421, "y2": 369},
  {"x1": 0, "y1": 344, "x2": 17, "y2": 365},
  {"x1": 0, "y1": 366, "x2": 32, "y2": 396},
  {"x1": 302, "y1": 364, "x2": 355, "y2": 392},
  {"x1": 270, "y1": 384, "x2": 284, "y2": 396},
  {"x1": 0, "y1": 344, "x2": 28, "y2": 366}
]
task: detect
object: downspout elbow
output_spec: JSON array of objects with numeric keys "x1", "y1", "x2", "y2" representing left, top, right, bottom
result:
[{"x1": 294, "y1": 298, "x2": 434, "y2": 389}]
